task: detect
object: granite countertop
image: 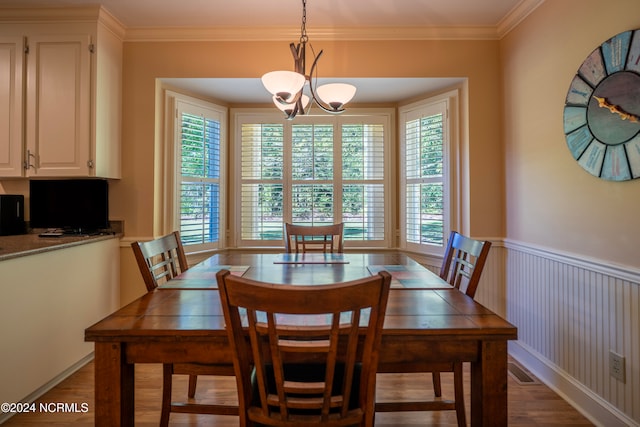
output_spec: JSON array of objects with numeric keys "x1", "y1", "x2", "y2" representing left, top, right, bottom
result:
[{"x1": 0, "y1": 232, "x2": 121, "y2": 262}]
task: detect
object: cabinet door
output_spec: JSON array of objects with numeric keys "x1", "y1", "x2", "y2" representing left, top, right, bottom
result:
[
  {"x1": 0, "y1": 36, "x2": 24, "y2": 177},
  {"x1": 25, "y1": 34, "x2": 91, "y2": 176}
]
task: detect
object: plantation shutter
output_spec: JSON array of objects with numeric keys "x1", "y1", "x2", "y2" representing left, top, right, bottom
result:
[
  {"x1": 341, "y1": 122, "x2": 386, "y2": 241},
  {"x1": 291, "y1": 123, "x2": 335, "y2": 225},
  {"x1": 235, "y1": 113, "x2": 390, "y2": 247},
  {"x1": 240, "y1": 123, "x2": 284, "y2": 240},
  {"x1": 404, "y1": 103, "x2": 447, "y2": 248},
  {"x1": 179, "y1": 111, "x2": 221, "y2": 245}
]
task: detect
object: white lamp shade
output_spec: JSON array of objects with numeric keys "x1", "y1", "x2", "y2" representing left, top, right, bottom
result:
[
  {"x1": 261, "y1": 71, "x2": 306, "y2": 101},
  {"x1": 273, "y1": 94, "x2": 310, "y2": 113},
  {"x1": 316, "y1": 83, "x2": 356, "y2": 109}
]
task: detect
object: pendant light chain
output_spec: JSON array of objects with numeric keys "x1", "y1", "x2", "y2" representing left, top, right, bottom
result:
[{"x1": 300, "y1": 0, "x2": 308, "y2": 44}]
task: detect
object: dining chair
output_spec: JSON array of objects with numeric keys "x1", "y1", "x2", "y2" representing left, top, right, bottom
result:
[
  {"x1": 284, "y1": 222, "x2": 345, "y2": 253},
  {"x1": 439, "y1": 230, "x2": 492, "y2": 299},
  {"x1": 131, "y1": 231, "x2": 238, "y2": 426},
  {"x1": 131, "y1": 231, "x2": 189, "y2": 292},
  {"x1": 216, "y1": 268, "x2": 392, "y2": 427},
  {"x1": 376, "y1": 231, "x2": 491, "y2": 427},
  {"x1": 435, "y1": 231, "x2": 492, "y2": 424}
]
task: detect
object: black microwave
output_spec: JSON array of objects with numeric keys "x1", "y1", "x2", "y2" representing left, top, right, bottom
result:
[{"x1": 0, "y1": 194, "x2": 26, "y2": 236}]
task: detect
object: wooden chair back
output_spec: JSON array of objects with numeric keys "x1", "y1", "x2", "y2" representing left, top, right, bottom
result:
[
  {"x1": 284, "y1": 223, "x2": 345, "y2": 253},
  {"x1": 439, "y1": 230, "x2": 491, "y2": 299},
  {"x1": 131, "y1": 231, "x2": 189, "y2": 292},
  {"x1": 217, "y1": 269, "x2": 391, "y2": 427},
  {"x1": 132, "y1": 232, "x2": 236, "y2": 423}
]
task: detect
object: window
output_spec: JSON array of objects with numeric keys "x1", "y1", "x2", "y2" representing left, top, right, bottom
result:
[
  {"x1": 400, "y1": 96, "x2": 455, "y2": 255},
  {"x1": 234, "y1": 111, "x2": 391, "y2": 248},
  {"x1": 239, "y1": 122, "x2": 284, "y2": 241},
  {"x1": 167, "y1": 93, "x2": 226, "y2": 251}
]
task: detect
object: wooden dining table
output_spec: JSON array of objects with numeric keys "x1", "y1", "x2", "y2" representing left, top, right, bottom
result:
[{"x1": 85, "y1": 251, "x2": 517, "y2": 426}]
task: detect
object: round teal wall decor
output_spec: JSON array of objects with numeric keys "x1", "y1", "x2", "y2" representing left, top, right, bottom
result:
[{"x1": 564, "y1": 29, "x2": 640, "y2": 181}]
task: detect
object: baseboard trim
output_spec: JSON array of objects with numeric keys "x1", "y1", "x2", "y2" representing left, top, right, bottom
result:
[
  {"x1": 0, "y1": 353, "x2": 94, "y2": 425},
  {"x1": 509, "y1": 342, "x2": 638, "y2": 427}
]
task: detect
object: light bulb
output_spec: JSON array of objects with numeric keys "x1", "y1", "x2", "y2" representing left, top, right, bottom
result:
[{"x1": 273, "y1": 94, "x2": 310, "y2": 113}]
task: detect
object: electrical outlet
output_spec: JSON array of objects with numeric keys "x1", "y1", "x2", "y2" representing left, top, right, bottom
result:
[{"x1": 609, "y1": 350, "x2": 626, "y2": 382}]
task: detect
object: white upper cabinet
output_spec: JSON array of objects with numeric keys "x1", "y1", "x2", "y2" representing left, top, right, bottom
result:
[
  {"x1": 25, "y1": 34, "x2": 92, "y2": 177},
  {"x1": 0, "y1": 36, "x2": 24, "y2": 177},
  {"x1": 0, "y1": 7, "x2": 123, "y2": 178}
]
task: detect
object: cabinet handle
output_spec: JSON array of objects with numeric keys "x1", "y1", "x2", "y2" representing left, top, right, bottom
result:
[{"x1": 24, "y1": 149, "x2": 36, "y2": 170}]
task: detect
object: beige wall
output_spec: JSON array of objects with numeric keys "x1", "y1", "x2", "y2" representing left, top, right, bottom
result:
[
  {"x1": 114, "y1": 39, "x2": 504, "y2": 239},
  {"x1": 501, "y1": 0, "x2": 640, "y2": 268},
  {"x1": 114, "y1": 37, "x2": 506, "y2": 302}
]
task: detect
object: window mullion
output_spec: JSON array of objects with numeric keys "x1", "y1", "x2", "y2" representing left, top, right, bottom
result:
[
  {"x1": 334, "y1": 121, "x2": 343, "y2": 224},
  {"x1": 283, "y1": 121, "x2": 293, "y2": 224}
]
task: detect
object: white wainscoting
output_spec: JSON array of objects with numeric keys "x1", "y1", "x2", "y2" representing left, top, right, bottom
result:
[
  {"x1": 413, "y1": 240, "x2": 639, "y2": 426},
  {"x1": 498, "y1": 240, "x2": 640, "y2": 427}
]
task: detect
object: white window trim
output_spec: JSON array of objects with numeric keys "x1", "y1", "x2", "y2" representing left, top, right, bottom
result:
[
  {"x1": 229, "y1": 108, "x2": 395, "y2": 249},
  {"x1": 399, "y1": 89, "x2": 461, "y2": 257},
  {"x1": 163, "y1": 89, "x2": 227, "y2": 252}
]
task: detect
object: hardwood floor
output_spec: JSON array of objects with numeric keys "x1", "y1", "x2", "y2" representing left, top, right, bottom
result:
[{"x1": 2, "y1": 358, "x2": 593, "y2": 426}]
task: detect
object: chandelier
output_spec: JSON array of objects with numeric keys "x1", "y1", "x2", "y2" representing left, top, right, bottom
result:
[{"x1": 261, "y1": 0, "x2": 356, "y2": 119}]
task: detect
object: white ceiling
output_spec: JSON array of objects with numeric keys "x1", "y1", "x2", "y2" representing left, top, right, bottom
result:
[
  {"x1": 2, "y1": 0, "x2": 532, "y2": 29},
  {"x1": 0, "y1": 0, "x2": 539, "y2": 104}
]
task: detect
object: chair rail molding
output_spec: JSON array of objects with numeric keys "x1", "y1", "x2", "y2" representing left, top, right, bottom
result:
[{"x1": 503, "y1": 238, "x2": 640, "y2": 285}]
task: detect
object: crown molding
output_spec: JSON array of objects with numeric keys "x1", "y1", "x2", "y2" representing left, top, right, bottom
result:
[
  {"x1": 497, "y1": 0, "x2": 545, "y2": 38},
  {"x1": 123, "y1": 25, "x2": 501, "y2": 42},
  {"x1": 122, "y1": 0, "x2": 547, "y2": 43},
  {"x1": 0, "y1": 5, "x2": 126, "y2": 40},
  {"x1": 0, "y1": 5, "x2": 101, "y2": 23},
  {"x1": 97, "y1": 7, "x2": 127, "y2": 40}
]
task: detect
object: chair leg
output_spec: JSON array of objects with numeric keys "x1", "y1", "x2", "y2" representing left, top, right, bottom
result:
[
  {"x1": 188, "y1": 374, "x2": 198, "y2": 398},
  {"x1": 453, "y1": 363, "x2": 467, "y2": 427},
  {"x1": 160, "y1": 364, "x2": 173, "y2": 427},
  {"x1": 432, "y1": 371, "x2": 442, "y2": 397}
]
